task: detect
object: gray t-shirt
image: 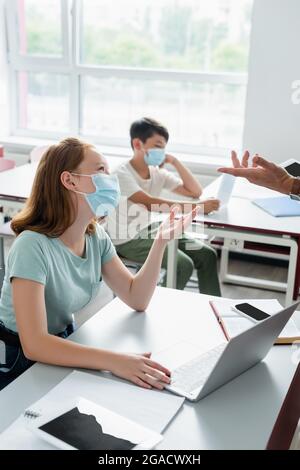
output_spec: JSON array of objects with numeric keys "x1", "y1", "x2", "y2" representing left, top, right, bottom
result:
[{"x1": 0, "y1": 226, "x2": 116, "y2": 334}]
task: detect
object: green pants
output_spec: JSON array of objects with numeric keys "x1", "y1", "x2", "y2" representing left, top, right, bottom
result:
[{"x1": 116, "y1": 224, "x2": 221, "y2": 296}]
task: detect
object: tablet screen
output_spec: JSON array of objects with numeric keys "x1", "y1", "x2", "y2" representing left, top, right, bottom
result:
[{"x1": 39, "y1": 406, "x2": 136, "y2": 450}]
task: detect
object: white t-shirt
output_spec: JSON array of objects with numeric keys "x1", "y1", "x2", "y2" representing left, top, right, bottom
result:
[{"x1": 107, "y1": 161, "x2": 182, "y2": 245}]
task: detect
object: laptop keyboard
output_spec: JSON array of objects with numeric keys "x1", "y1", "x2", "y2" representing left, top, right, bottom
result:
[{"x1": 170, "y1": 343, "x2": 227, "y2": 393}]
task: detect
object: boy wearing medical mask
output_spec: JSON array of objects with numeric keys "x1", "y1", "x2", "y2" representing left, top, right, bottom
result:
[{"x1": 107, "y1": 117, "x2": 221, "y2": 295}]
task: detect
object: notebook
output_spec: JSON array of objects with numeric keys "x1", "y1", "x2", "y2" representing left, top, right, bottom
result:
[
  {"x1": 252, "y1": 196, "x2": 300, "y2": 217},
  {"x1": 26, "y1": 397, "x2": 162, "y2": 450},
  {"x1": 0, "y1": 370, "x2": 184, "y2": 450},
  {"x1": 209, "y1": 298, "x2": 300, "y2": 344}
]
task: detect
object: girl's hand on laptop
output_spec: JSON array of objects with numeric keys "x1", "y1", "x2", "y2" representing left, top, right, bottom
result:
[
  {"x1": 201, "y1": 198, "x2": 220, "y2": 214},
  {"x1": 110, "y1": 352, "x2": 171, "y2": 390}
]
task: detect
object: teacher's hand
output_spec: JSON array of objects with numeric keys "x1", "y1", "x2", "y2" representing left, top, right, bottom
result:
[{"x1": 218, "y1": 151, "x2": 294, "y2": 195}]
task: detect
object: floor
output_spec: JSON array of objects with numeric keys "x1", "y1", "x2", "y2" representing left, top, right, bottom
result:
[
  {"x1": 2, "y1": 237, "x2": 292, "y2": 328},
  {"x1": 189, "y1": 254, "x2": 288, "y2": 305}
]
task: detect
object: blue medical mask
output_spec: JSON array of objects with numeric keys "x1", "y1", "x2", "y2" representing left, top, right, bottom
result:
[
  {"x1": 72, "y1": 172, "x2": 121, "y2": 217},
  {"x1": 144, "y1": 148, "x2": 166, "y2": 166}
]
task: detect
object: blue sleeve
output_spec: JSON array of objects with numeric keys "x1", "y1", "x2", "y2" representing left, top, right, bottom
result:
[
  {"x1": 8, "y1": 233, "x2": 48, "y2": 285},
  {"x1": 96, "y1": 225, "x2": 117, "y2": 265}
]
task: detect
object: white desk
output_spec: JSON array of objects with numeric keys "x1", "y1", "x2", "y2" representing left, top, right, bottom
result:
[
  {"x1": 197, "y1": 177, "x2": 300, "y2": 305},
  {"x1": 0, "y1": 287, "x2": 297, "y2": 450},
  {"x1": 152, "y1": 177, "x2": 300, "y2": 298}
]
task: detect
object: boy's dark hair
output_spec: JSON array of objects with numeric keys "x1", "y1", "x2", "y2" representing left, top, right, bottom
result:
[{"x1": 130, "y1": 117, "x2": 169, "y2": 149}]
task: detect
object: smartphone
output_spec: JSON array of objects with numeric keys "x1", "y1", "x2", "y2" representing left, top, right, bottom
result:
[
  {"x1": 280, "y1": 159, "x2": 300, "y2": 177},
  {"x1": 233, "y1": 303, "x2": 271, "y2": 322}
]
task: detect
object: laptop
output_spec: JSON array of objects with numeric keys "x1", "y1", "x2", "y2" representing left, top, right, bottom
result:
[
  {"x1": 216, "y1": 174, "x2": 236, "y2": 208},
  {"x1": 152, "y1": 301, "x2": 300, "y2": 401}
]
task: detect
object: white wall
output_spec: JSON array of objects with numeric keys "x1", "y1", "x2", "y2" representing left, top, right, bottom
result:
[
  {"x1": 243, "y1": 0, "x2": 300, "y2": 163},
  {"x1": 0, "y1": 0, "x2": 9, "y2": 136}
]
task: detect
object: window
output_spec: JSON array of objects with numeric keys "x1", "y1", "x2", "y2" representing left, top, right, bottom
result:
[
  {"x1": 17, "y1": 0, "x2": 63, "y2": 57},
  {"x1": 6, "y1": 0, "x2": 253, "y2": 154},
  {"x1": 80, "y1": 0, "x2": 251, "y2": 73},
  {"x1": 17, "y1": 72, "x2": 70, "y2": 131}
]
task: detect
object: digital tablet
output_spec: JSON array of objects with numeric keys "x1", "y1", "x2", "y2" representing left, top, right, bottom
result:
[
  {"x1": 26, "y1": 397, "x2": 162, "y2": 450},
  {"x1": 280, "y1": 159, "x2": 300, "y2": 177},
  {"x1": 217, "y1": 173, "x2": 235, "y2": 207}
]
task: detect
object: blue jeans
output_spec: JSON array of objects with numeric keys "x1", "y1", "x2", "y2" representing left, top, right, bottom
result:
[{"x1": 0, "y1": 322, "x2": 75, "y2": 391}]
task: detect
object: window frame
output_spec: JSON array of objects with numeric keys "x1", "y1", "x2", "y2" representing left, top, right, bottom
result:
[{"x1": 5, "y1": 0, "x2": 250, "y2": 156}]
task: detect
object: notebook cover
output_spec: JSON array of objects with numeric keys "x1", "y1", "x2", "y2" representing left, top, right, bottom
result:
[{"x1": 252, "y1": 196, "x2": 300, "y2": 217}]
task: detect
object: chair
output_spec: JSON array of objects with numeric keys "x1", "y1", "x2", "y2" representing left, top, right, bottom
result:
[
  {"x1": 184, "y1": 232, "x2": 216, "y2": 289},
  {"x1": 29, "y1": 145, "x2": 50, "y2": 163},
  {"x1": 0, "y1": 159, "x2": 16, "y2": 172}
]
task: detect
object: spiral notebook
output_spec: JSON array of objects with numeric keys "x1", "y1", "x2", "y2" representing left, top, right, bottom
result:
[
  {"x1": 209, "y1": 298, "x2": 300, "y2": 344},
  {"x1": 0, "y1": 370, "x2": 184, "y2": 450}
]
